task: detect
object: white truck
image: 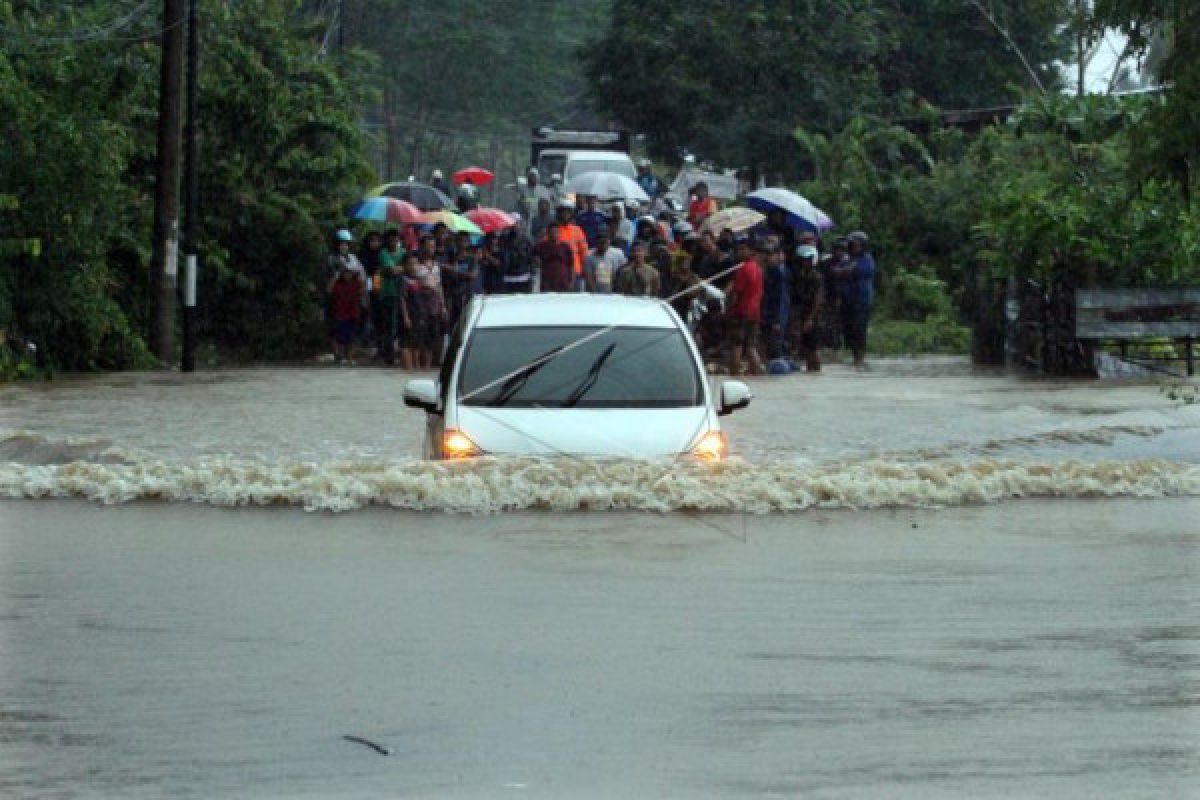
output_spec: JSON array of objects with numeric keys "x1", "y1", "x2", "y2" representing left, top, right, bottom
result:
[{"x1": 530, "y1": 128, "x2": 636, "y2": 188}]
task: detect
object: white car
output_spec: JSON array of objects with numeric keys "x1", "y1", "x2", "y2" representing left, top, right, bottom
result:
[{"x1": 403, "y1": 294, "x2": 752, "y2": 460}]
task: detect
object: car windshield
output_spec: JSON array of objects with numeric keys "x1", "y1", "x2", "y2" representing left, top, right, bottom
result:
[
  {"x1": 458, "y1": 326, "x2": 703, "y2": 409},
  {"x1": 566, "y1": 159, "x2": 636, "y2": 180}
]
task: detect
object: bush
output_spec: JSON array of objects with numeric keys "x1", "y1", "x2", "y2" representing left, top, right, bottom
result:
[{"x1": 867, "y1": 314, "x2": 971, "y2": 356}]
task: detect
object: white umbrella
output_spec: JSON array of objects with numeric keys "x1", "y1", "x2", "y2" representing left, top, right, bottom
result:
[
  {"x1": 746, "y1": 188, "x2": 820, "y2": 230},
  {"x1": 565, "y1": 171, "x2": 650, "y2": 203}
]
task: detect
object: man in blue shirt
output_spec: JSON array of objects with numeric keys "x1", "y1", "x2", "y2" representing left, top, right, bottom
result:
[
  {"x1": 573, "y1": 194, "x2": 610, "y2": 249},
  {"x1": 832, "y1": 230, "x2": 876, "y2": 368},
  {"x1": 636, "y1": 159, "x2": 665, "y2": 199}
]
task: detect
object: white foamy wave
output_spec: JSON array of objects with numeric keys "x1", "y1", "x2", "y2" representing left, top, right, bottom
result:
[{"x1": 2, "y1": 456, "x2": 1198, "y2": 513}]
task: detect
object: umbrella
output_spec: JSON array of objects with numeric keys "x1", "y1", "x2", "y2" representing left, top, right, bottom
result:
[
  {"x1": 564, "y1": 171, "x2": 650, "y2": 203},
  {"x1": 417, "y1": 210, "x2": 483, "y2": 235},
  {"x1": 347, "y1": 196, "x2": 422, "y2": 224},
  {"x1": 814, "y1": 207, "x2": 835, "y2": 231},
  {"x1": 452, "y1": 166, "x2": 494, "y2": 186},
  {"x1": 746, "y1": 188, "x2": 821, "y2": 232},
  {"x1": 699, "y1": 206, "x2": 765, "y2": 235},
  {"x1": 466, "y1": 207, "x2": 517, "y2": 233},
  {"x1": 366, "y1": 181, "x2": 454, "y2": 211}
]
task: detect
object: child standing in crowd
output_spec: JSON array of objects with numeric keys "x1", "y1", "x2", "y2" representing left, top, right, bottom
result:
[{"x1": 327, "y1": 263, "x2": 364, "y2": 365}]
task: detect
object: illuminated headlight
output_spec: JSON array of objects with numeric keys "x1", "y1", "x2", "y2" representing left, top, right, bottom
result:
[
  {"x1": 442, "y1": 429, "x2": 484, "y2": 459},
  {"x1": 689, "y1": 430, "x2": 728, "y2": 462}
]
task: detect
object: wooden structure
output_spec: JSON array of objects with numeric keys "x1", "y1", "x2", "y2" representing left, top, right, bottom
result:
[{"x1": 1075, "y1": 288, "x2": 1200, "y2": 376}]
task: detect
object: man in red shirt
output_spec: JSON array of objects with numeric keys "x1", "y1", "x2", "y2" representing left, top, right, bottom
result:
[
  {"x1": 532, "y1": 223, "x2": 575, "y2": 293},
  {"x1": 688, "y1": 181, "x2": 719, "y2": 228},
  {"x1": 724, "y1": 236, "x2": 767, "y2": 376}
]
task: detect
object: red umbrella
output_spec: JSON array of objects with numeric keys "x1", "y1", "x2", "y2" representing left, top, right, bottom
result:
[
  {"x1": 452, "y1": 166, "x2": 495, "y2": 186},
  {"x1": 466, "y1": 207, "x2": 517, "y2": 233}
]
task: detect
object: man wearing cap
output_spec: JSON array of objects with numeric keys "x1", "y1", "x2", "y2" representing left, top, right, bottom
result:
[
  {"x1": 790, "y1": 244, "x2": 824, "y2": 372},
  {"x1": 515, "y1": 167, "x2": 551, "y2": 236},
  {"x1": 724, "y1": 236, "x2": 767, "y2": 376},
  {"x1": 554, "y1": 200, "x2": 589, "y2": 291},
  {"x1": 636, "y1": 159, "x2": 665, "y2": 199},
  {"x1": 430, "y1": 168, "x2": 449, "y2": 195}
]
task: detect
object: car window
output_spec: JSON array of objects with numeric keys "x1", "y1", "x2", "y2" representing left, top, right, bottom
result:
[
  {"x1": 565, "y1": 158, "x2": 636, "y2": 181},
  {"x1": 458, "y1": 326, "x2": 703, "y2": 409}
]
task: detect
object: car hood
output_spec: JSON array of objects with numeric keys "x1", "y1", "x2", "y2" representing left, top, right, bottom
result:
[{"x1": 455, "y1": 406, "x2": 711, "y2": 458}]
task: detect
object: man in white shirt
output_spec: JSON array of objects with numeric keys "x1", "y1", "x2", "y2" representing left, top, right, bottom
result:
[{"x1": 583, "y1": 231, "x2": 628, "y2": 294}]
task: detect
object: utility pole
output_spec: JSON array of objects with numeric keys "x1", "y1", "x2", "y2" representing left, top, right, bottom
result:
[
  {"x1": 150, "y1": 0, "x2": 186, "y2": 363},
  {"x1": 181, "y1": 0, "x2": 199, "y2": 372}
]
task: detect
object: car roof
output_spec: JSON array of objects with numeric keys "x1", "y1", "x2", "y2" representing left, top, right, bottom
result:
[{"x1": 474, "y1": 294, "x2": 679, "y2": 330}]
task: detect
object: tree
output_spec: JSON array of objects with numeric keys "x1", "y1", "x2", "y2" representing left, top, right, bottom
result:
[
  {"x1": 1095, "y1": 0, "x2": 1200, "y2": 206},
  {"x1": 583, "y1": 0, "x2": 1070, "y2": 177}
]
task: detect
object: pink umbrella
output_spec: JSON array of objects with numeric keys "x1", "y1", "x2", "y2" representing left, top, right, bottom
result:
[{"x1": 466, "y1": 207, "x2": 517, "y2": 233}]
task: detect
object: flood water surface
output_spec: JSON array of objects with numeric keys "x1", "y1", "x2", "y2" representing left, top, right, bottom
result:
[{"x1": 0, "y1": 360, "x2": 1197, "y2": 797}]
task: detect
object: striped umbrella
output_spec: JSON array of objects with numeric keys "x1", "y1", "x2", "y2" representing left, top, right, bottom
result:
[
  {"x1": 417, "y1": 210, "x2": 483, "y2": 236},
  {"x1": 347, "y1": 196, "x2": 422, "y2": 224}
]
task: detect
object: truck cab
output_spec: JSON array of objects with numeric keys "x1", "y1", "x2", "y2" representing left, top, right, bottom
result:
[{"x1": 531, "y1": 128, "x2": 634, "y2": 188}]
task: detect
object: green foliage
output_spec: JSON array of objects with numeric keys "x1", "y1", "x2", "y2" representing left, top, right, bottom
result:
[
  {"x1": 1096, "y1": 0, "x2": 1200, "y2": 205},
  {"x1": 584, "y1": 0, "x2": 1067, "y2": 172},
  {"x1": 193, "y1": 0, "x2": 376, "y2": 359},
  {"x1": 868, "y1": 316, "x2": 971, "y2": 356},
  {"x1": 0, "y1": 0, "x2": 377, "y2": 372}
]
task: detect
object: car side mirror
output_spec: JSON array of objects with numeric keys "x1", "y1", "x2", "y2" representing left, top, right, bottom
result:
[
  {"x1": 717, "y1": 380, "x2": 753, "y2": 416},
  {"x1": 403, "y1": 379, "x2": 440, "y2": 414}
]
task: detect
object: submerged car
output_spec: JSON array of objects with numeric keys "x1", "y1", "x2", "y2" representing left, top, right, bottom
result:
[{"x1": 403, "y1": 294, "x2": 752, "y2": 460}]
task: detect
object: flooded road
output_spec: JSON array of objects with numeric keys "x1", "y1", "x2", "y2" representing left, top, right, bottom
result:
[{"x1": 1, "y1": 359, "x2": 1197, "y2": 796}]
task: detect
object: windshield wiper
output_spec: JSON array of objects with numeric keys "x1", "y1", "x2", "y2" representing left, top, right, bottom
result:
[
  {"x1": 487, "y1": 344, "x2": 565, "y2": 407},
  {"x1": 560, "y1": 342, "x2": 617, "y2": 408}
]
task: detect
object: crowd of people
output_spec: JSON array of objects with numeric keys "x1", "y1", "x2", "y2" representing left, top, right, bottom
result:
[{"x1": 324, "y1": 168, "x2": 877, "y2": 375}]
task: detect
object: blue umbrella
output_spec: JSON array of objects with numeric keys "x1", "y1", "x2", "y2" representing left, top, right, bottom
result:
[{"x1": 746, "y1": 188, "x2": 822, "y2": 233}]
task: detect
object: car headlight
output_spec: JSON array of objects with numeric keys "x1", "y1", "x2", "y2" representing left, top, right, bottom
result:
[
  {"x1": 689, "y1": 430, "x2": 728, "y2": 462},
  {"x1": 442, "y1": 429, "x2": 484, "y2": 459}
]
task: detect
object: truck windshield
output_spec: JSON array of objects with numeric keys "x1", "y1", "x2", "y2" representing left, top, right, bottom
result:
[
  {"x1": 565, "y1": 159, "x2": 637, "y2": 180},
  {"x1": 458, "y1": 326, "x2": 703, "y2": 409}
]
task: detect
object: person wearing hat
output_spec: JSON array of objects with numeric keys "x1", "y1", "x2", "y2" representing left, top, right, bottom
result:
[
  {"x1": 554, "y1": 199, "x2": 589, "y2": 290},
  {"x1": 723, "y1": 235, "x2": 767, "y2": 376},
  {"x1": 326, "y1": 232, "x2": 366, "y2": 365},
  {"x1": 430, "y1": 168, "x2": 448, "y2": 195},
  {"x1": 790, "y1": 244, "x2": 824, "y2": 372},
  {"x1": 514, "y1": 166, "x2": 551, "y2": 235},
  {"x1": 636, "y1": 158, "x2": 665, "y2": 199},
  {"x1": 832, "y1": 231, "x2": 875, "y2": 368}
]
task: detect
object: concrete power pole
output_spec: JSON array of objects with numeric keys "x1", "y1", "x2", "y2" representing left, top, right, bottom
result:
[{"x1": 150, "y1": 0, "x2": 187, "y2": 363}]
